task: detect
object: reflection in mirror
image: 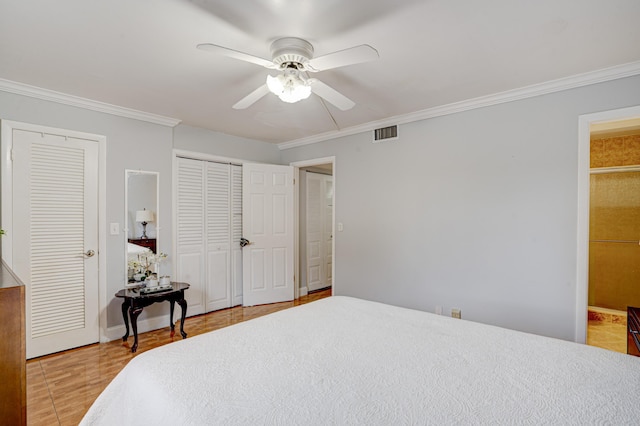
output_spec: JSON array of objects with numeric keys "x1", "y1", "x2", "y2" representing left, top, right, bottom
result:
[{"x1": 125, "y1": 170, "x2": 159, "y2": 285}]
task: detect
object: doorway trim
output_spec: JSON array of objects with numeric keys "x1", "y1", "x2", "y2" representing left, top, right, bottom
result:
[
  {"x1": 576, "y1": 105, "x2": 640, "y2": 343},
  {"x1": 290, "y1": 156, "x2": 336, "y2": 299},
  {"x1": 0, "y1": 120, "x2": 107, "y2": 343}
]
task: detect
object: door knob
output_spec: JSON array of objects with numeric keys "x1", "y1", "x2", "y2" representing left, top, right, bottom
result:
[
  {"x1": 85, "y1": 249, "x2": 95, "y2": 258},
  {"x1": 240, "y1": 238, "x2": 252, "y2": 248}
]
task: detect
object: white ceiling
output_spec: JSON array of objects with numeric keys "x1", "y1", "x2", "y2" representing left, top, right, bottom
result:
[{"x1": 1, "y1": 0, "x2": 639, "y2": 145}]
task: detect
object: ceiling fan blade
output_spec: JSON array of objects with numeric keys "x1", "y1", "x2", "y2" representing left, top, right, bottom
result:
[
  {"x1": 309, "y1": 79, "x2": 355, "y2": 111},
  {"x1": 197, "y1": 43, "x2": 276, "y2": 69},
  {"x1": 232, "y1": 84, "x2": 270, "y2": 110},
  {"x1": 306, "y1": 45, "x2": 379, "y2": 72}
]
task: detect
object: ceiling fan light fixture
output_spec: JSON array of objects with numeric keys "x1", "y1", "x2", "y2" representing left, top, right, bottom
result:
[{"x1": 266, "y1": 73, "x2": 311, "y2": 104}]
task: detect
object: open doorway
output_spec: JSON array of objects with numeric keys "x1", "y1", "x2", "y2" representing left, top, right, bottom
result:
[
  {"x1": 578, "y1": 112, "x2": 640, "y2": 354},
  {"x1": 587, "y1": 119, "x2": 640, "y2": 353},
  {"x1": 291, "y1": 157, "x2": 335, "y2": 298}
]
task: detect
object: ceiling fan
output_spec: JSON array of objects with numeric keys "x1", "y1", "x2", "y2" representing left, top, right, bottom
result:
[{"x1": 197, "y1": 37, "x2": 379, "y2": 110}]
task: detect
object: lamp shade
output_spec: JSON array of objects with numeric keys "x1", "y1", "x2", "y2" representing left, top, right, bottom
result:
[{"x1": 136, "y1": 209, "x2": 154, "y2": 223}]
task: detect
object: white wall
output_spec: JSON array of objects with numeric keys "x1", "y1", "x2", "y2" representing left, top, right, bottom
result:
[
  {"x1": 281, "y1": 74, "x2": 640, "y2": 341},
  {"x1": 173, "y1": 124, "x2": 280, "y2": 163}
]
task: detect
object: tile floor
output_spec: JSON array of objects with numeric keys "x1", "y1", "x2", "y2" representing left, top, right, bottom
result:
[{"x1": 586, "y1": 309, "x2": 628, "y2": 354}]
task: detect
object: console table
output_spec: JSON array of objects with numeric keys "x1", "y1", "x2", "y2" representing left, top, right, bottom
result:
[{"x1": 115, "y1": 282, "x2": 189, "y2": 353}]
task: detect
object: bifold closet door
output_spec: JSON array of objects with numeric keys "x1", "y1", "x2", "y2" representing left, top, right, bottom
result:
[
  {"x1": 205, "y1": 162, "x2": 233, "y2": 312},
  {"x1": 231, "y1": 165, "x2": 243, "y2": 307},
  {"x1": 176, "y1": 158, "x2": 242, "y2": 315},
  {"x1": 176, "y1": 157, "x2": 206, "y2": 316}
]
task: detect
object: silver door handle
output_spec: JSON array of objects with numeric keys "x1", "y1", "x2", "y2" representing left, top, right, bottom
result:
[
  {"x1": 84, "y1": 249, "x2": 95, "y2": 258},
  {"x1": 240, "y1": 238, "x2": 253, "y2": 248}
]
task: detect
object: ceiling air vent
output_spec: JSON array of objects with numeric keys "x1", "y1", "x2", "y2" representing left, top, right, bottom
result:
[{"x1": 373, "y1": 125, "x2": 398, "y2": 143}]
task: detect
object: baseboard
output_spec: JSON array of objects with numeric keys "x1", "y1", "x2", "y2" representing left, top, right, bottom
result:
[{"x1": 299, "y1": 286, "x2": 308, "y2": 297}]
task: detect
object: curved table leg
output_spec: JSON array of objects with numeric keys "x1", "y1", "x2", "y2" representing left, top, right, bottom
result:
[
  {"x1": 177, "y1": 297, "x2": 188, "y2": 339},
  {"x1": 169, "y1": 300, "x2": 176, "y2": 338},
  {"x1": 121, "y1": 300, "x2": 130, "y2": 341},
  {"x1": 129, "y1": 305, "x2": 143, "y2": 353}
]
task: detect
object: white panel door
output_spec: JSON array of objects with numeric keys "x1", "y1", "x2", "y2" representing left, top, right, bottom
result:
[
  {"x1": 306, "y1": 173, "x2": 323, "y2": 291},
  {"x1": 242, "y1": 163, "x2": 294, "y2": 306},
  {"x1": 12, "y1": 129, "x2": 99, "y2": 359},
  {"x1": 176, "y1": 157, "x2": 205, "y2": 316},
  {"x1": 324, "y1": 176, "x2": 334, "y2": 287},
  {"x1": 306, "y1": 173, "x2": 334, "y2": 292}
]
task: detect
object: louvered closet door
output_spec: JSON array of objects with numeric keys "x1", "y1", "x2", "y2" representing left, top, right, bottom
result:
[
  {"x1": 205, "y1": 162, "x2": 232, "y2": 312},
  {"x1": 176, "y1": 158, "x2": 206, "y2": 316},
  {"x1": 12, "y1": 129, "x2": 99, "y2": 359},
  {"x1": 231, "y1": 165, "x2": 243, "y2": 306},
  {"x1": 176, "y1": 158, "x2": 243, "y2": 314}
]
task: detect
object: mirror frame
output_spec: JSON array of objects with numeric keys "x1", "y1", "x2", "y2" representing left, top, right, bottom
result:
[{"x1": 124, "y1": 169, "x2": 159, "y2": 287}]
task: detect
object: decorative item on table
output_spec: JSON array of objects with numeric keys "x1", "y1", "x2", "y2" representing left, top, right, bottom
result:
[
  {"x1": 159, "y1": 275, "x2": 171, "y2": 285},
  {"x1": 145, "y1": 273, "x2": 159, "y2": 287},
  {"x1": 135, "y1": 208, "x2": 154, "y2": 239},
  {"x1": 127, "y1": 259, "x2": 145, "y2": 282},
  {"x1": 128, "y1": 252, "x2": 167, "y2": 283},
  {"x1": 139, "y1": 283, "x2": 173, "y2": 294}
]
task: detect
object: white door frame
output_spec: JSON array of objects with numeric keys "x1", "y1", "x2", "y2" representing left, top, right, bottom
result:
[
  {"x1": 576, "y1": 105, "x2": 640, "y2": 343},
  {"x1": 290, "y1": 156, "x2": 336, "y2": 299},
  {"x1": 0, "y1": 120, "x2": 107, "y2": 343}
]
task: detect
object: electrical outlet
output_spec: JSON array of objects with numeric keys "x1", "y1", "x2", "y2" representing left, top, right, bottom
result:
[
  {"x1": 435, "y1": 305, "x2": 442, "y2": 315},
  {"x1": 451, "y1": 308, "x2": 461, "y2": 319}
]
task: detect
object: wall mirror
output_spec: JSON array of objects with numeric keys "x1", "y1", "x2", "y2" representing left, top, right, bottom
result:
[{"x1": 125, "y1": 170, "x2": 159, "y2": 285}]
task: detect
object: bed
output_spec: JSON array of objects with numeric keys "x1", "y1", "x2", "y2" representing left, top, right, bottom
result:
[
  {"x1": 127, "y1": 242, "x2": 151, "y2": 261},
  {"x1": 81, "y1": 296, "x2": 640, "y2": 425}
]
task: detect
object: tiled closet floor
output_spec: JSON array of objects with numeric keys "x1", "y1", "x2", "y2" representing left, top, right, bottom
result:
[{"x1": 587, "y1": 316, "x2": 627, "y2": 354}]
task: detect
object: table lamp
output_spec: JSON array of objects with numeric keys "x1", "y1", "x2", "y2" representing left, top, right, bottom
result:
[{"x1": 136, "y1": 209, "x2": 154, "y2": 239}]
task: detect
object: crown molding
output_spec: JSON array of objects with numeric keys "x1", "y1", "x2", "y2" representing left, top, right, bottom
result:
[
  {"x1": 278, "y1": 60, "x2": 640, "y2": 150},
  {"x1": 0, "y1": 78, "x2": 181, "y2": 127}
]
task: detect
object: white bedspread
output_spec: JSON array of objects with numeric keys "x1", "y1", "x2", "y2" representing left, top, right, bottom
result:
[
  {"x1": 127, "y1": 242, "x2": 150, "y2": 260},
  {"x1": 81, "y1": 296, "x2": 640, "y2": 425}
]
